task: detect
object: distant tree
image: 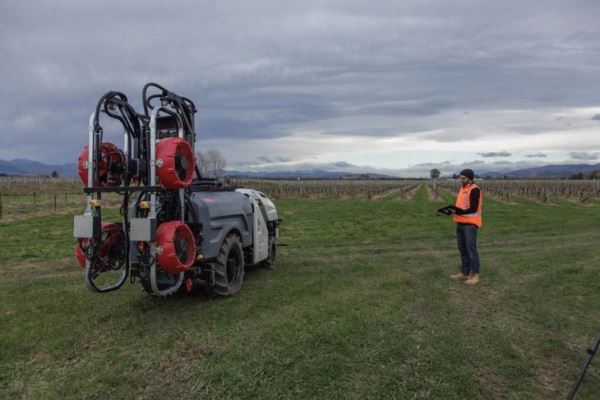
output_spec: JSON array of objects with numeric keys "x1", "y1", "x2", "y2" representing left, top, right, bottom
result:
[
  {"x1": 430, "y1": 168, "x2": 441, "y2": 197},
  {"x1": 570, "y1": 172, "x2": 585, "y2": 180},
  {"x1": 51, "y1": 170, "x2": 59, "y2": 178},
  {"x1": 197, "y1": 152, "x2": 208, "y2": 177},
  {"x1": 197, "y1": 149, "x2": 226, "y2": 178},
  {"x1": 588, "y1": 170, "x2": 600, "y2": 180}
]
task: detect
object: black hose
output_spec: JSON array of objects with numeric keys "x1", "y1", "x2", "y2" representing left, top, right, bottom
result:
[
  {"x1": 142, "y1": 82, "x2": 169, "y2": 117},
  {"x1": 94, "y1": 92, "x2": 142, "y2": 186},
  {"x1": 102, "y1": 94, "x2": 141, "y2": 139}
]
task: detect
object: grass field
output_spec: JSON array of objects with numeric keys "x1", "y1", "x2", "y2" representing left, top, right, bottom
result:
[{"x1": 1, "y1": 186, "x2": 600, "y2": 399}]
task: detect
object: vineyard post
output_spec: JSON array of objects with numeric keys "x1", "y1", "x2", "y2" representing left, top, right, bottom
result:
[
  {"x1": 54, "y1": 194, "x2": 57, "y2": 212},
  {"x1": 0, "y1": 192, "x2": 3, "y2": 219}
]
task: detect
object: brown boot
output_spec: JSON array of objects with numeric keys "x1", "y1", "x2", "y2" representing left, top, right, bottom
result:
[
  {"x1": 465, "y1": 273, "x2": 480, "y2": 286},
  {"x1": 449, "y1": 272, "x2": 468, "y2": 281}
]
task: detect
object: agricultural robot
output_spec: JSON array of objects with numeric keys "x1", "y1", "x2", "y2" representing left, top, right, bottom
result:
[{"x1": 73, "y1": 83, "x2": 280, "y2": 297}]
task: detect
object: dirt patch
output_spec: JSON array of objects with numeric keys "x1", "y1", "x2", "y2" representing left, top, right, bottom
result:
[
  {"x1": 446, "y1": 281, "x2": 502, "y2": 314},
  {"x1": 472, "y1": 366, "x2": 510, "y2": 398},
  {"x1": 369, "y1": 188, "x2": 404, "y2": 200},
  {"x1": 521, "y1": 196, "x2": 557, "y2": 206},
  {"x1": 356, "y1": 275, "x2": 380, "y2": 290},
  {"x1": 0, "y1": 259, "x2": 79, "y2": 283},
  {"x1": 0, "y1": 208, "x2": 81, "y2": 223},
  {"x1": 559, "y1": 196, "x2": 596, "y2": 207},
  {"x1": 401, "y1": 184, "x2": 421, "y2": 201}
]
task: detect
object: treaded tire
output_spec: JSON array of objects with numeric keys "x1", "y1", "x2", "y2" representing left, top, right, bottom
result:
[
  {"x1": 213, "y1": 234, "x2": 244, "y2": 296},
  {"x1": 261, "y1": 236, "x2": 277, "y2": 270}
]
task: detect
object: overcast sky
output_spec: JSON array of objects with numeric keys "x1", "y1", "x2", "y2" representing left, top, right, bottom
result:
[{"x1": 1, "y1": 0, "x2": 600, "y2": 176}]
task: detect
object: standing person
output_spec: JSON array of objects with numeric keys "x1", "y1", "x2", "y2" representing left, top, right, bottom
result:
[{"x1": 448, "y1": 169, "x2": 482, "y2": 285}]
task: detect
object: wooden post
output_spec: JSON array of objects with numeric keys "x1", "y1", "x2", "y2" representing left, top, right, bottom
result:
[
  {"x1": 54, "y1": 194, "x2": 57, "y2": 213},
  {"x1": 33, "y1": 192, "x2": 37, "y2": 206},
  {"x1": 0, "y1": 192, "x2": 3, "y2": 219},
  {"x1": 64, "y1": 192, "x2": 67, "y2": 206}
]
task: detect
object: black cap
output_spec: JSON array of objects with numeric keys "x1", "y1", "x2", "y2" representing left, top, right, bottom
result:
[{"x1": 459, "y1": 169, "x2": 474, "y2": 180}]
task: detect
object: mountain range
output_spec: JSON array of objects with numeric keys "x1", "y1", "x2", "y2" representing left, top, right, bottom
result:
[
  {"x1": 0, "y1": 159, "x2": 77, "y2": 177},
  {"x1": 483, "y1": 163, "x2": 600, "y2": 178},
  {"x1": 223, "y1": 169, "x2": 395, "y2": 179},
  {"x1": 2, "y1": 158, "x2": 600, "y2": 179}
]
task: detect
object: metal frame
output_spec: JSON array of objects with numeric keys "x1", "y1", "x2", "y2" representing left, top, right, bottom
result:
[
  {"x1": 79, "y1": 100, "x2": 192, "y2": 296},
  {"x1": 84, "y1": 112, "x2": 129, "y2": 293}
]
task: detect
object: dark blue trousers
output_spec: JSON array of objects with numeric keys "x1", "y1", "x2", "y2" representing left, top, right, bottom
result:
[{"x1": 456, "y1": 223, "x2": 480, "y2": 275}]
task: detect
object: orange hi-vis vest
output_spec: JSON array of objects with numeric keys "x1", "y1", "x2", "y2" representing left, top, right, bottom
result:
[{"x1": 452, "y1": 183, "x2": 483, "y2": 227}]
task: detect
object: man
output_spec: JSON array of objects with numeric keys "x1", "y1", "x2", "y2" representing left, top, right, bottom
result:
[{"x1": 447, "y1": 169, "x2": 482, "y2": 285}]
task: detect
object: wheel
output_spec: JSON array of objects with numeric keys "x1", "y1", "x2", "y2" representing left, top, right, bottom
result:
[
  {"x1": 213, "y1": 233, "x2": 244, "y2": 296},
  {"x1": 261, "y1": 236, "x2": 277, "y2": 269}
]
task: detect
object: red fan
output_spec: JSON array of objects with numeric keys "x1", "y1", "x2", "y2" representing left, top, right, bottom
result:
[
  {"x1": 156, "y1": 137, "x2": 195, "y2": 189},
  {"x1": 77, "y1": 142, "x2": 126, "y2": 187},
  {"x1": 156, "y1": 221, "x2": 196, "y2": 274}
]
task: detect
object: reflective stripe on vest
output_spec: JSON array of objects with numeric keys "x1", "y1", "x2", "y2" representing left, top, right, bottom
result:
[{"x1": 452, "y1": 183, "x2": 483, "y2": 227}]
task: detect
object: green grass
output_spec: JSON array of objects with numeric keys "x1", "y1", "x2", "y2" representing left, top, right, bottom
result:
[{"x1": 1, "y1": 186, "x2": 600, "y2": 399}]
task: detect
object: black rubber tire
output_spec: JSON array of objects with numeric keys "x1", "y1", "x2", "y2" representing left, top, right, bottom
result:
[
  {"x1": 213, "y1": 234, "x2": 244, "y2": 296},
  {"x1": 261, "y1": 236, "x2": 277, "y2": 270}
]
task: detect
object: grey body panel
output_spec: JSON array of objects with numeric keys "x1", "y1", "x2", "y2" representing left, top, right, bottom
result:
[
  {"x1": 73, "y1": 215, "x2": 93, "y2": 238},
  {"x1": 236, "y1": 189, "x2": 279, "y2": 222},
  {"x1": 190, "y1": 191, "x2": 254, "y2": 259},
  {"x1": 129, "y1": 218, "x2": 156, "y2": 241}
]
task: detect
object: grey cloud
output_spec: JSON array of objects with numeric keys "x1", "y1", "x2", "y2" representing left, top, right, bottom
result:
[
  {"x1": 463, "y1": 160, "x2": 486, "y2": 165},
  {"x1": 525, "y1": 152, "x2": 547, "y2": 158},
  {"x1": 255, "y1": 155, "x2": 292, "y2": 164},
  {"x1": 478, "y1": 151, "x2": 512, "y2": 158},
  {"x1": 331, "y1": 161, "x2": 357, "y2": 168},
  {"x1": 569, "y1": 151, "x2": 599, "y2": 160},
  {"x1": 354, "y1": 98, "x2": 455, "y2": 117},
  {"x1": 2, "y1": 1, "x2": 600, "y2": 163},
  {"x1": 324, "y1": 127, "x2": 399, "y2": 137},
  {"x1": 412, "y1": 161, "x2": 453, "y2": 168},
  {"x1": 257, "y1": 156, "x2": 273, "y2": 163},
  {"x1": 421, "y1": 130, "x2": 462, "y2": 143},
  {"x1": 592, "y1": 114, "x2": 600, "y2": 121}
]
